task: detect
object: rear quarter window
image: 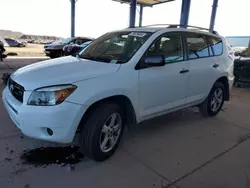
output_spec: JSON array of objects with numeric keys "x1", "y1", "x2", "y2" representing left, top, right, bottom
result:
[{"x1": 209, "y1": 36, "x2": 223, "y2": 56}]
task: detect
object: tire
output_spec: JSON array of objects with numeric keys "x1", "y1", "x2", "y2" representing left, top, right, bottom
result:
[
  {"x1": 57, "y1": 50, "x2": 64, "y2": 57},
  {"x1": 79, "y1": 102, "x2": 124, "y2": 161},
  {"x1": 49, "y1": 55, "x2": 56, "y2": 59},
  {"x1": 0, "y1": 50, "x2": 2, "y2": 61},
  {"x1": 199, "y1": 82, "x2": 225, "y2": 117}
]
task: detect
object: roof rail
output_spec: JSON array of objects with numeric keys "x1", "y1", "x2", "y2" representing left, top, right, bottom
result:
[{"x1": 138, "y1": 24, "x2": 219, "y2": 35}]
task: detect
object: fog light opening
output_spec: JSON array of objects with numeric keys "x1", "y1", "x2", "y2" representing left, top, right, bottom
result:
[{"x1": 47, "y1": 128, "x2": 53, "y2": 136}]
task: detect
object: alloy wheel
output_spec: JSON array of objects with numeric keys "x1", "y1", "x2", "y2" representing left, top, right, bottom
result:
[
  {"x1": 99, "y1": 113, "x2": 122, "y2": 153},
  {"x1": 210, "y1": 88, "x2": 223, "y2": 112}
]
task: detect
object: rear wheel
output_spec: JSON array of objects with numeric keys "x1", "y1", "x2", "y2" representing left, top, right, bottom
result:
[
  {"x1": 199, "y1": 82, "x2": 225, "y2": 117},
  {"x1": 79, "y1": 102, "x2": 124, "y2": 161}
]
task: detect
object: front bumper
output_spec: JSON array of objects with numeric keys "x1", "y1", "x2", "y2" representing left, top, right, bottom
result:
[
  {"x1": 2, "y1": 87, "x2": 86, "y2": 143},
  {"x1": 234, "y1": 62, "x2": 250, "y2": 84}
]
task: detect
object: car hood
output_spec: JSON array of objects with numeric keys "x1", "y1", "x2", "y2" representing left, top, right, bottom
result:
[
  {"x1": 45, "y1": 43, "x2": 65, "y2": 49},
  {"x1": 64, "y1": 44, "x2": 81, "y2": 48},
  {"x1": 11, "y1": 56, "x2": 120, "y2": 90},
  {"x1": 45, "y1": 42, "x2": 63, "y2": 47}
]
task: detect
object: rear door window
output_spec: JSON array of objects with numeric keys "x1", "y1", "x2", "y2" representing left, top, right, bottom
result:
[
  {"x1": 185, "y1": 33, "x2": 210, "y2": 59},
  {"x1": 209, "y1": 36, "x2": 223, "y2": 56}
]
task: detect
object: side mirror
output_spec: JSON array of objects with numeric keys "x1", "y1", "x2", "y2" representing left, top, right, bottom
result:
[
  {"x1": 70, "y1": 46, "x2": 82, "y2": 55},
  {"x1": 144, "y1": 56, "x2": 165, "y2": 66},
  {"x1": 234, "y1": 51, "x2": 240, "y2": 56}
]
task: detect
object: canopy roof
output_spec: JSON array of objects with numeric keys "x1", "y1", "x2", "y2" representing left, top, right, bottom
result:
[{"x1": 113, "y1": 0, "x2": 175, "y2": 7}]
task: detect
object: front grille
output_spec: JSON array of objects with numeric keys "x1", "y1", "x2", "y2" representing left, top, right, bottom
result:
[{"x1": 8, "y1": 78, "x2": 25, "y2": 103}]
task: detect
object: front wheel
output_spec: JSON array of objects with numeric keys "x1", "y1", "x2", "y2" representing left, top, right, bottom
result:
[
  {"x1": 79, "y1": 102, "x2": 124, "y2": 161},
  {"x1": 49, "y1": 55, "x2": 56, "y2": 59},
  {"x1": 0, "y1": 50, "x2": 3, "y2": 61},
  {"x1": 199, "y1": 82, "x2": 225, "y2": 117}
]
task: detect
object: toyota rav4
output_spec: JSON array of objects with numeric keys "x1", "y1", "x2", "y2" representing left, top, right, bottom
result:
[{"x1": 2, "y1": 25, "x2": 235, "y2": 161}]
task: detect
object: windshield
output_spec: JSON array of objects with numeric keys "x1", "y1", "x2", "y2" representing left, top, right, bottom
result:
[
  {"x1": 79, "y1": 31, "x2": 152, "y2": 63},
  {"x1": 59, "y1": 37, "x2": 74, "y2": 44},
  {"x1": 80, "y1": 41, "x2": 92, "y2": 47}
]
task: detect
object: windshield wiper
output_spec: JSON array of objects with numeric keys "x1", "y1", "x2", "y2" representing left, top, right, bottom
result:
[{"x1": 80, "y1": 55, "x2": 110, "y2": 63}]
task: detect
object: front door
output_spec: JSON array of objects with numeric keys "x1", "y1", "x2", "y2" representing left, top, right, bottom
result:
[{"x1": 138, "y1": 33, "x2": 189, "y2": 119}]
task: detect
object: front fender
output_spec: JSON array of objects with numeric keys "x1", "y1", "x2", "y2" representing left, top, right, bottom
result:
[{"x1": 65, "y1": 71, "x2": 140, "y2": 121}]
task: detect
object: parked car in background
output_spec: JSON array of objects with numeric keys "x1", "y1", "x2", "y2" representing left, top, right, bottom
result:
[
  {"x1": 234, "y1": 48, "x2": 250, "y2": 86},
  {"x1": 63, "y1": 41, "x2": 93, "y2": 56},
  {"x1": 0, "y1": 37, "x2": 8, "y2": 47},
  {"x1": 27, "y1": 39, "x2": 35, "y2": 43},
  {"x1": 45, "y1": 40, "x2": 55, "y2": 45},
  {"x1": 44, "y1": 37, "x2": 94, "y2": 58},
  {"x1": 225, "y1": 36, "x2": 250, "y2": 86},
  {"x1": 0, "y1": 40, "x2": 7, "y2": 61},
  {"x1": 3, "y1": 26, "x2": 234, "y2": 162},
  {"x1": 4, "y1": 38, "x2": 26, "y2": 47}
]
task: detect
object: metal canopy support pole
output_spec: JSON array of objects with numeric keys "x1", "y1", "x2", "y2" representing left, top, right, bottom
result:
[
  {"x1": 180, "y1": 0, "x2": 191, "y2": 27},
  {"x1": 70, "y1": 0, "x2": 76, "y2": 37},
  {"x1": 139, "y1": 4, "x2": 143, "y2": 27},
  {"x1": 129, "y1": 0, "x2": 137, "y2": 28},
  {"x1": 209, "y1": 0, "x2": 218, "y2": 32}
]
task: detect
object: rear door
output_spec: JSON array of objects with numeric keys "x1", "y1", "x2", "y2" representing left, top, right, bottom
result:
[{"x1": 184, "y1": 32, "x2": 221, "y2": 104}]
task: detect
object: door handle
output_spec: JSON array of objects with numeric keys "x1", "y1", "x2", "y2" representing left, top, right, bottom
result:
[
  {"x1": 213, "y1": 63, "x2": 219, "y2": 68},
  {"x1": 179, "y1": 69, "x2": 189, "y2": 74}
]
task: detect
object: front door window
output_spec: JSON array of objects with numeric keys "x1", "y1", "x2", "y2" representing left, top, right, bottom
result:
[{"x1": 147, "y1": 34, "x2": 184, "y2": 63}]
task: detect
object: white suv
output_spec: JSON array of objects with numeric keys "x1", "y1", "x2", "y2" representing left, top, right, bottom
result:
[{"x1": 2, "y1": 25, "x2": 234, "y2": 161}]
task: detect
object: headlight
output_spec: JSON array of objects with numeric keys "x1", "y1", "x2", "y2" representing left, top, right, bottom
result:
[{"x1": 27, "y1": 85, "x2": 77, "y2": 106}]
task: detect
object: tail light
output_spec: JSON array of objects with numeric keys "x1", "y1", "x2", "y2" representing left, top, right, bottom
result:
[
  {"x1": 228, "y1": 54, "x2": 234, "y2": 61},
  {"x1": 228, "y1": 51, "x2": 234, "y2": 61}
]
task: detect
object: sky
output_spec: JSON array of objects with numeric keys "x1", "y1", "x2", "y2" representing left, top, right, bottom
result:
[{"x1": 0, "y1": 0, "x2": 250, "y2": 38}]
